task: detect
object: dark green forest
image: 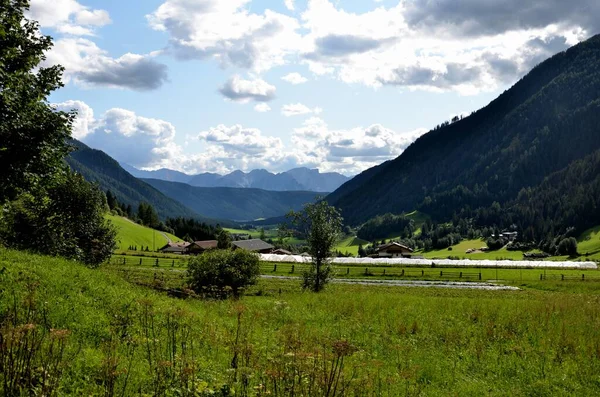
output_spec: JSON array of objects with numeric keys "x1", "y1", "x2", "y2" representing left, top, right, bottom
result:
[
  {"x1": 329, "y1": 34, "x2": 600, "y2": 246},
  {"x1": 66, "y1": 140, "x2": 213, "y2": 222}
]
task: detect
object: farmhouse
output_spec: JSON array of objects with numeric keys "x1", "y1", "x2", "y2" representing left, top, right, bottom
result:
[
  {"x1": 377, "y1": 242, "x2": 413, "y2": 258},
  {"x1": 187, "y1": 240, "x2": 218, "y2": 254},
  {"x1": 159, "y1": 242, "x2": 190, "y2": 254},
  {"x1": 232, "y1": 239, "x2": 274, "y2": 253},
  {"x1": 272, "y1": 248, "x2": 292, "y2": 255}
]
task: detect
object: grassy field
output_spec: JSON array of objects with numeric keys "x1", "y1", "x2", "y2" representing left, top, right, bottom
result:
[
  {"x1": 107, "y1": 214, "x2": 182, "y2": 251},
  {"x1": 109, "y1": 254, "x2": 600, "y2": 283},
  {"x1": 334, "y1": 236, "x2": 369, "y2": 255},
  {"x1": 3, "y1": 248, "x2": 600, "y2": 395}
]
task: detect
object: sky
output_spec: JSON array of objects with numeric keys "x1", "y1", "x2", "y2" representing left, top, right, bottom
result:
[{"x1": 32, "y1": 0, "x2": 598, "y2": 176}]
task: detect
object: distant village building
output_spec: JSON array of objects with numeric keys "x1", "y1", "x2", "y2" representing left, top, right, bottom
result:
[
  {"x1": 187, "y1": 240, "x2": 218, "y2": 254},
  {"x1": 272, "y1": 248, "x2": 292, "y2": 255},
  {"x1": 376, "y1": 242, "x2": 413, "y2": 258},
  {"x1": 159, "y1": 242, "x2": 190, "y2": 254},
  {"x1": 232, "y1": 239, "x2": 274, "y2": 253}
]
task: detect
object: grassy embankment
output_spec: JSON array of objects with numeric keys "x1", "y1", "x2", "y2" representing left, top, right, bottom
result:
[
  {"x1": 3, "y1": 248, "x2": 600, "y2": 395},
  {"x1": 107, "y1": 214, "x2": 182, "y2": 251}
]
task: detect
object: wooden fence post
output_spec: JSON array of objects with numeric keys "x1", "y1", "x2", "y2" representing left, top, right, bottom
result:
[
  {"x1": 155, "y1": 258, "x2": 159, "y2": 267},
  {"x1": 347, "y1": 267, "x2": 350, "y2": 275},
  {"x1": 440, "y1": 270, "x2": 443, "y2": 277},
  {"x1": 582, "y1": 274, "x2": 585, "y2": 281},
  {"x1": 460, "y1": 271, "x2": 463, "y2": 278},
  {"x1": 139, "y1": 258, "x2": 142, "y2": 265},
  {"x1": 273, "y1": 264, "x2": 277, "y2": 272},
  {"x1": 291, "y1": 264, "x2": 295, "y2": 273},
  {"x1": 478, "y1": 273, "x2": 482, "y2": 280},
  {"x1": 172, "y1": 260, "x2": 175, "y2": 267}
]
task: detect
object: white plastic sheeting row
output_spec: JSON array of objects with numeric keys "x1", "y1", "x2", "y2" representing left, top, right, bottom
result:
[{"x1": 259, "y1": 254, "x2": 598, "y2": 269}]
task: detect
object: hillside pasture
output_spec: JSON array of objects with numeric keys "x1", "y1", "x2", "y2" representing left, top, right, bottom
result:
[{"x1": 107, "y1": 215, "x2": 181, "y2": 251}]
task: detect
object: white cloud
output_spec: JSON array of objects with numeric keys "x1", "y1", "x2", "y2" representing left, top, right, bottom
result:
[
  {"x1": 147, "y1": 0, "x2": 303, "y2": 72},
  {"x1": 254, "y1": 103, "x2": 272, "y2": 112},
  {"x1": 28, "y1": 0, "x2": 110, "y2": 36},
  {"x1": 145, "y1": 0, "x2": 589, "y2": 94},
  {"x1": 281, "y1": 103, "x2": 322, "y2": 117},
  {"x1": 285, "y1": 0, "x2": 295, "y2": 11},
  {"x1": 44, "y1": 38, "x2": 168, "y2": 90},
  {"x1": 219, "y1": 75, "x2": 276, "y2": 102},
  {"x1": 53, "y1": 100, "x2": 95, "y2": 139},
  {"x1": 281, "y1": 72, "x2": 308, "y2": 84},
  {"x1": 62, "y1": 101, "x2": 426, "y2": 175}
]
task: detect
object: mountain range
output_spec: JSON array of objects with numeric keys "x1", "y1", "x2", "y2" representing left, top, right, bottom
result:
[
  {"x1": 67, "y1": 140, "x2": 322, "y2": 224},
  {"x1": 143, "y1": 179, "x2": 321, "y2": 222},
  {"x1": 328, "y1": 34, "x2": 600, "y2": 238},
  {"x1": 122, "y1": 164, "x2": 350, "y2": 192}
]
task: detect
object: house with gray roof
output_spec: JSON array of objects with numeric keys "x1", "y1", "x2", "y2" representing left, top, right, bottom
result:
[{"x1": 231, "y1": 239, "x2": 274, "y2": 253}]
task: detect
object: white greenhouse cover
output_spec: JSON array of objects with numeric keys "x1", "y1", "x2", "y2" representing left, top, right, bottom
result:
[{"x1": 259, "y1": 254, "x2": 598, "y2": 269}]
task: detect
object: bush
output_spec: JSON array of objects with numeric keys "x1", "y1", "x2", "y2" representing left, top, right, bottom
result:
[
  {"x1": 557, "y1": 237, "x2": 578, "y2": 256},
  {"x1": 187, "y1": 249, "x2": 260, "y2": 298}
]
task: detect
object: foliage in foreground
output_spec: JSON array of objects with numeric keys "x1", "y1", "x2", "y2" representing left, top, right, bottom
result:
[
  {"x1": 2, "y1": 249, "x2": 600, "y2": 395},
  {"x1": 0, "y1": 0, "x2": 115, "y2": 265},
  {"x1": 187, "y1": 249, "x2": 260, "y2": 298},
  {"x1": 0, "y1": 171, "x2": 116, "y2": 266}
]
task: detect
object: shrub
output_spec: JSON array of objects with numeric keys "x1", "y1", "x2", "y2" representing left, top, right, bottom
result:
[
  {"x1": 557, "y1": 237, "x2": 578, "y2": 256},
  {"x1": 187, "y1": 249, "x2": 260, "y2": 298}
]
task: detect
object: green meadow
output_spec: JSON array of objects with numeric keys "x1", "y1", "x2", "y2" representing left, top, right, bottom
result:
[
  {"x1": 107, "y1": 214, "x2": 182, "y2": 251},
  {"x1": 3, "y1": 248, "x2": 600, "y2": 395}
]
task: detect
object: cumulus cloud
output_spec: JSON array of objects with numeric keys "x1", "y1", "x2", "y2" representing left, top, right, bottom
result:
[
  {"x1": 147, "y1": 0, "x2": 303, "y2": 72},
  {"x1": 281, "y1": 103, "x2": 323, "y2": 117},
  {"x1": 284, "y1": 0, "x2": 295, "y2": 11},
  {"x1": 281, "y1": 72, "x2": 308, "y2": 84},
  {"x1": 254, "y1": 103, "x2": 272, "y2": 112},
  {"x1": 219, "y1": 75, "x2": 276, "y2": 102},
  {"x1": 28, "y1": 0, "x2": 110, "y2": 36},
  {"x1": 403, "y1": 0, "x2": 600, "y2": 38},
  {"x1": 59, "y1": 102, "x2": 182, "y2": 169},
  {"x1": 53, "y1": 100, "x2": 95, "y2": 139},
  {"x1": 45, "y1": 38, "x2": 169, "y2": 91},
  {"x1": 143, "y1": 0, "x2": 592, "y2": 95}
]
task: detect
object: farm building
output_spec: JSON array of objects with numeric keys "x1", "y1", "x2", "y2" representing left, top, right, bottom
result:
[
  {"x1": 232, "y1": 239, "x2": 274, "y2": 253},
  {"x1": 159, "y1": 242, "x2": 190, "y2": 254},
  {"x1": 272, "y1": 248, "x2": 292, "y2": 255},
  {"x1": 377, "y1": 242, "x2": 413, "y2": 258},
  {"x1": 187, "y1": 240, "x2": 218, "y2": 254}
]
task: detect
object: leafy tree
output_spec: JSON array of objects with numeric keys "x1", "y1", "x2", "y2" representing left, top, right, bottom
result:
[
  {"x1": 288, "y1": 199, "x2": 343, "y2": 292},
  {"x1": 217, "y1": 230, "x2": 232, "y2": 249},
  {"x1": 259, "y1": 227, "x2": 266, "y2": 241},
  {"x1": 357, "y1": 244, "x2": 366, "y2": 258},
  {"x1": 0, "y1": 0, "x2": 73, "y2": 201},
  {"x1": 557, "y1": 237, "x2": 578, "y2": 257},
  {"x1": 0, "y1": 171, "x2": 116, "y2": 266},
  {"x1": 187, "y1": 249, "x2": 260, "y2": 298},
  {"x1": 0, "y1": 1, "x2": 115, "y2": 266}
]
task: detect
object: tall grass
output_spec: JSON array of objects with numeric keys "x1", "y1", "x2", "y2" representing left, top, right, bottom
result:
[{"x1": 2, "y1": 248, "x2": 600, "y2": 395}]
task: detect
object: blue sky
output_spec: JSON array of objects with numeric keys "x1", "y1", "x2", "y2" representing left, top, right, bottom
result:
[{"x1": 31, "y1": 0, "x2": 597, "y2": 175}]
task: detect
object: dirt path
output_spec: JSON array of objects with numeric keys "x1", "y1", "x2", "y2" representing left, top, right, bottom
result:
[{"x1": 261, "y1": 275, "x2": 519, "y2": 291}]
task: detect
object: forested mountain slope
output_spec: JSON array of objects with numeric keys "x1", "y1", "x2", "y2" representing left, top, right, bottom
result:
[
  {"x1": 143, "y1": 178, "x2": 321, "y2": 221},
  {"x1": 66, "y1": 140, "x2": 204, "y2": 222},
  {"x1": 329, "y1": 34, "x2": 600, "y2": 228}
]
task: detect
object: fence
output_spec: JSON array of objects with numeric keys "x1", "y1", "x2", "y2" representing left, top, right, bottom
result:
[{"x1": 109, "y1": 256, "x2": 600, "y2": 282}]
